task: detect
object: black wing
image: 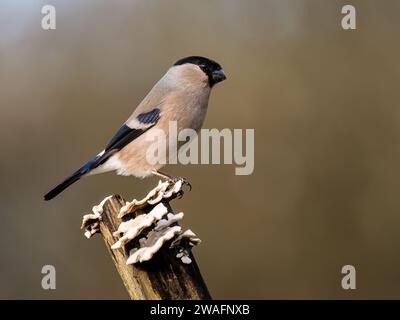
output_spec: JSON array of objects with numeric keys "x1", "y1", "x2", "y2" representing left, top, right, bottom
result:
[
  {"x1": 44, "y1": 108, "x2": 160, "y2": 200},
  {"x1": 97, "y1": 107, "x2": 161, "y2": 166}
]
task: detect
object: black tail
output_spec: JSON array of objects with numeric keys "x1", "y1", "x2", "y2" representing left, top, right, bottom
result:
[
  {"x1": 44, "y1": 157, "x2": 99, "y2": 201},
  {"x1": 44, "y1": 171, "x2": 83, "y2": 201}
]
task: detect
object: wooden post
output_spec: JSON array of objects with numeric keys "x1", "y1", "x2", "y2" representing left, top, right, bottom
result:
[{"x1": 98, "y1": 194, "x2": 211, "y2": 300}]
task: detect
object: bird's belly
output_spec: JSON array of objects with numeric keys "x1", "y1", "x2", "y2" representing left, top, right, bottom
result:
[{"x1": 114, "y1": 132, "x2": 165, "y2": 178}]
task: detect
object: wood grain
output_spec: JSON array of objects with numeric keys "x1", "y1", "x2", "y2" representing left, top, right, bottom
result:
[{"x1": 98, "y1": 195, "x2": 211, "y2": 300}]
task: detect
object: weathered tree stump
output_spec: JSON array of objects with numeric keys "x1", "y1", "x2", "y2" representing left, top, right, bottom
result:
[{"x1": 96, "y1": 194, "x2": 211, "y2": 300}]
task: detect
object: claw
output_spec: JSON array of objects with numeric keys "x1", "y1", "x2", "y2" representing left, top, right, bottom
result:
[
  {"x1": 170, "y1": 177, "x2": 192, "y2": 192},
  {"x1": 151, "y1": 170, "x2": 192, "y2": 192}
]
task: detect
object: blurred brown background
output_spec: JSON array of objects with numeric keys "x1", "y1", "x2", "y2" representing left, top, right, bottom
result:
[{"x1": 1, "y1": 0, "x2": 400, "y2": 299}]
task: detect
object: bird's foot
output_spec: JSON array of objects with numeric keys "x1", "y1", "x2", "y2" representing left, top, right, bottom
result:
[
  {"x1": 151, "y1": 170, "x2": 192, "y2": 192},
  {"x1": 168, "y1": 176, "x2": 192, "y2": 192}
]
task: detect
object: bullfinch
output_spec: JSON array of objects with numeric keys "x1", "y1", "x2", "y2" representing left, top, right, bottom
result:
[{"x1": 44, "y1": 56, "x2": 226, "y2": 200}]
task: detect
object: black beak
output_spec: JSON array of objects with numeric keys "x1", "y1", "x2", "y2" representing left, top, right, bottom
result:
[{"x1": 212, "y1": 69, "x2": 227, "y2": 83}]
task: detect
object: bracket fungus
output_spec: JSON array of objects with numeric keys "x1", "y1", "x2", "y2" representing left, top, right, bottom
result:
[
  {"x1": 118, "y1": 179, "x2": 183, "y2": 218},
  {"x1": 81, "y1": 195, "x2": 112, "y2": 238},
  {"x1": 81, "y1": 180, "x2": 201, "y2": 265},
  {"x1": 111, "y1": 203, "x2": 170, "y2": 250},
  {"x1": 170, "y1": 230, "x2": 202, "y2": 264}
]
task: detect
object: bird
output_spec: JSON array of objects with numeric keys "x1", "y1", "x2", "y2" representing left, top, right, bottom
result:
[{"x1": 44, "y1": 56, "x2": 226, "y2": 201}]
